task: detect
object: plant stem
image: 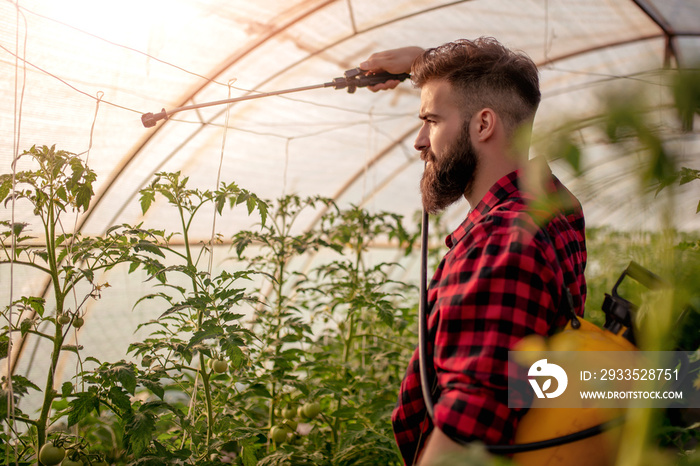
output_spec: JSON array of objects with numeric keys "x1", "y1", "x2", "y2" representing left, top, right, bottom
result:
[
  {"x1": 0, "y1": 259, "x2": 52, "y2": 274},
  {"x1": 199, "y1": 354, "x2": 215, "y2": 447},
  {"x1": 320, "y1": 412, "x2": 338, "y2": 446},
  {"x1": 6, "y1": 415, "x2": 38, "y2": 426},
  {"x1": 267, "y1": 382, "x2": 276, "y2": 453},
  {"x1": 8, "y1": 328, "x2": 54, "y2": 342},
  {"x1": 36, "y1": 195, "x2": 65, "y2": 452}
]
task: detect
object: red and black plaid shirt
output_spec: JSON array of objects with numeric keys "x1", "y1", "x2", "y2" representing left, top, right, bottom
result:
[{"x1": 392, "y1": 165, "x2": 587, "y2": 465}]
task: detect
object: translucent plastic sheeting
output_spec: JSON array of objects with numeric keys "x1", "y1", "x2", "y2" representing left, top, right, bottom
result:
[{"x1": 2, "y1": 0, "x2": 699, "y2": 394}]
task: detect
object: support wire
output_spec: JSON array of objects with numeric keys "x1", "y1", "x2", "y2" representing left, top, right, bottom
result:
[{"x1": 6, "y1": 1, "x2": 27, "y2": 464}]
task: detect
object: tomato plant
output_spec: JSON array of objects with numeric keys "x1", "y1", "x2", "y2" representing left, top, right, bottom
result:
[
  {"x1": 0, "y1": 159, "x2": 267, "y2": 464},
  {"x1": 116, "y1": 171, "x2": 266, "y2": 459},
  {"x1": 0, "y1": 146, "x2": 158, "y2": 459},
  {"x1": 227, "y1": 198, "x2": 419, "y2": 464}
]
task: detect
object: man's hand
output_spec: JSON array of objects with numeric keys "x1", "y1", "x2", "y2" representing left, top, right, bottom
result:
[
  {"x1": 416, "y1": 427, "x2": 462, "y2": 465},
  {"x1": 417, "y1": 427, "x2": 494, "y2": 465},
  {"x1": 359, "y1": 46, "x2": 424, "y2": 91}
]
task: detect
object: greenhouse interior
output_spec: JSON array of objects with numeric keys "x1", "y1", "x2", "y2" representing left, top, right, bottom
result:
[{"x1": 1, "y1": 0, "x2": 699, "y2": 464}]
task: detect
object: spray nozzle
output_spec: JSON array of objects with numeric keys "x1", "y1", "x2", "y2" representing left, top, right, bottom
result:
[
  {"x1": 328, "y1": 68, "x2": 411, "y2": 93},
  {"x1": 141, "y1": 109, "x2": 168, "y2": 128}
]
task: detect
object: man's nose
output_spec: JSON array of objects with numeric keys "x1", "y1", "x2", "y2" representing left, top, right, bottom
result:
[{"x1": 414, "y1": 125, "x2": 430, "y2": 152}]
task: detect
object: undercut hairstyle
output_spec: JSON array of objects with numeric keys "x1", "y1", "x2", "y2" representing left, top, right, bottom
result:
[{"x1": 411, "y1": 37, "x2": 541, "y2": 138}]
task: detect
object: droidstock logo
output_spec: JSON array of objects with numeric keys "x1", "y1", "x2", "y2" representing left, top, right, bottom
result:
[{"x1": 528, "y1": 358, "x2": 568, "y2": 399}]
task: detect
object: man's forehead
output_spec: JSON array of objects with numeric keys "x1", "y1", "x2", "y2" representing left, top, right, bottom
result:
[{"x1": 419, "y1": 79, "x2": 460, "y2": 117}]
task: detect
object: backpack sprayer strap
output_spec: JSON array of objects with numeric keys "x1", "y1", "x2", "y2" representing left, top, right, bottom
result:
[{"x1": 539, "y1": 223, "x2": 581, "y2": 330}]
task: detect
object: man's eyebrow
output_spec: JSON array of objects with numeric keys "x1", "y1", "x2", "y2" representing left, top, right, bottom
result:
[{"x1": 419, "y1": 112, "x2": 439, "y2": 121}]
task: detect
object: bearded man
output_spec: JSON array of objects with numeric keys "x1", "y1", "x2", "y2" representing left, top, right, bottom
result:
[{"x1": 360, "y1": 38, "x2": 587, "y2": 465}]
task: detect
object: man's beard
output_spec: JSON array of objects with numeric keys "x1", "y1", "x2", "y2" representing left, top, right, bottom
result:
[{"x1": 420, "y1": 123, "x2": 479, "y2": 214}]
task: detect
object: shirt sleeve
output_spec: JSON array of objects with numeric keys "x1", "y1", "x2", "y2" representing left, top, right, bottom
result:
[{"x1": 430, "y1": 226, "x2": 559, "y2": 446}]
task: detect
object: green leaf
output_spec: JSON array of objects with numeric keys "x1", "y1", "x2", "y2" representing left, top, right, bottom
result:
[
  {"x1": 246, "y1": 195, "x2": 256, "y2": 215},
  {"x1": 330, "y1": 406, "x2": 357, "y2": 419},
  {"x1": 158, "y1": 303, "x2": 193, "y2": 319},
  {"x1": 85, "y1": 356, "x2": 102, "y2": 366},
  {"x1": 56, "y1": 185, "x2": 67, "y2": 202},
  {"x1": 0, "y1": 336, "x2": 8, "y2": 359},
  {"x1": 225, "y1": 345, "x2": 245, "y2": 369},
  {"x1": 108, "y1": 385, "x2": 133, "y2": 413},
  {"x1": 19, "y1": 296, "x2": 45, "y2": 317},
  {"x1": 75, "y1": 184, "x2": 93, "y2": 211},
  {"x1": 61, "y1": 345, "x2": 84, "y2": 354},
  {"x1": 135, "y1": 240, "x2": 165, "y2": 258},
  {"x1": 80, "y1": 268, "x2": 94, "y2": 283},
  {"x1": 189, "y1": 325, "x2": 223, "y2": 347},
  {"x1": 67, "y1": 391, "x2": 100, "y2": 426},
  {"x1": 140, "y1": 190, "x2": 156, "y2": 214},
  {"x1": 215, "y1": 192, "x2": 226, "y2": 215},
  {"x1": 124, "y1": 410, "x2": 156, "y2": 457},
  {"x1": 61, "y1": 382, "x2": 73, "y2": 398},
  {"x1": 258, "y1": 200, "x2": 268, "y2": 226},
  {"x1": 240, "y1": 438, "x2": 260, "y2": 466},
  {"x1": 679, "y1": 167, "x2": 700, "y2": 185},
  {"x1": 0, "y1": 175, "x2": 11, "y2": 202},
  {"x1": 4, "y1": 374, "x2": 40, "y2": 397},
  {"x1": 140, "y1": 378, "x2": 165, "y2": 400},
  {"x1": 107, "y1": 362, "x2": 138, "y2": 394}
]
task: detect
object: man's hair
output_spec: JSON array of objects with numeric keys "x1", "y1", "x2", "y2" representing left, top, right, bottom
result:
[{"x1": 412, "y1": 37, "x2": 541, "y2": 137}]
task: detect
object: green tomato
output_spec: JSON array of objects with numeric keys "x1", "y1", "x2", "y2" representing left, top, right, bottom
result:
[
  {"x1": 302, "y1": 401, "x2": 322, "y2": 419},
  {"x1": 73, "y1": 317, "x2": 84, "y2": 328},
  {"x1": 281, "y1": 406, "x2": 296, "y2": 420},
  {"x1": 57, "y1": 315, "x2": 71, "y2": 325},
  {"x1": 212, "y1": 359, "x2": 228, "y2": 374},
  {"x1": 38, "y1": 442, "x2": 65, "y2": 466},
  {"x1": 270, "y1": 425, "x2": 289, "y2": 444},
  {"x1": 297, "y1": 405, "x2": 306, "y2": 419}
]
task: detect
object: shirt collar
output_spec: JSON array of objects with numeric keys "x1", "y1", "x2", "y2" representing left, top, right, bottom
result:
[
  {"x1": 445, "y1": 157, "x2": 574, "y2": 249},
  {"x1": 445, "y1": 169, "x2": 522, "y2": 248}
]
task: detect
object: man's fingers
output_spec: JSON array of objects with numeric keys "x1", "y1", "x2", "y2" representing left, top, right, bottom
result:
[
  {"x1": 367, "y1": 80, "x2": 401, "y2": 92},
  {"x1": 359, "y1": 60, "x2": 373, "y2": 71},
  {"x1": 360, "y1": 55, "x2": 388, "y2": 73}
]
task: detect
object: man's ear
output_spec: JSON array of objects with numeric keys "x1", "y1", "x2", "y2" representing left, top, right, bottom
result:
[{"x1": 474, "y1": 108, "x2": 497, "y2": 142}]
